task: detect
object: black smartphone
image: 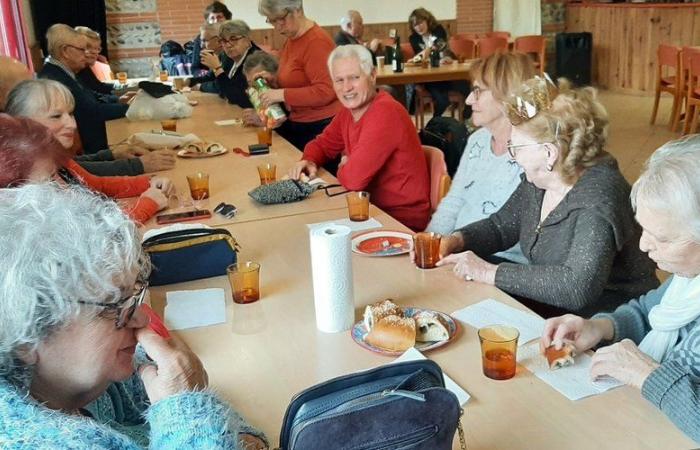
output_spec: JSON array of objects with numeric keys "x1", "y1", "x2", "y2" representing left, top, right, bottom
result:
[
  {"x1": 248, "y1": 143, "x2": 270, "y2": 155},
  {"x1": 214, "y1": 202, "x2": 237, "y2": 218},
  {"x1": 156, "y1": 209, "x2": 212, "y2": 225}
]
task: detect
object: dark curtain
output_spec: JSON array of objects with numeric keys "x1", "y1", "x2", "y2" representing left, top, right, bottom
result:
[{"x1": 30, "y1": 0, "x2": 108, "y2": 59}]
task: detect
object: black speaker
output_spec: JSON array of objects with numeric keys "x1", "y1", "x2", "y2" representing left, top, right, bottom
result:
[{"x1": 555, "y1": 32, "x2": 592, "y2": 86}]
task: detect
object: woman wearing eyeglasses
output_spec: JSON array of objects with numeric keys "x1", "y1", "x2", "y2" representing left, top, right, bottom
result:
[
  {"x1": 426, "y1": 51, "x2": 536, "y2": 263},
  {"x1": 0, "y1": 183, "x2": 268, "y2": 449},
  {"x1": 437, "y1": 77, "x2": 658, "y2": 317},
  {"x1": 254, "y1": 0, "x2": 341, "y2": 151}
]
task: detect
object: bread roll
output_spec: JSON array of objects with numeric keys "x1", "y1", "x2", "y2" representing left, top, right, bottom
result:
[
  {"x1": 545, "y1": 343, "x2": 576, "y2": 370},
  {"x1": 414, "y1": 310, "x2": 450, "y2": 342},
  {"x1": 365, "y1": 315, "x2": 416, "y2": 352},
  {"x1": 363, "y1": 299, "x2": 403, "y2": 331}
]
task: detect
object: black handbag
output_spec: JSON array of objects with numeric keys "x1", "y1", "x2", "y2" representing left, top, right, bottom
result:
[{"x1": 277, "y1": 360, "x2": 465, "y2": 450}]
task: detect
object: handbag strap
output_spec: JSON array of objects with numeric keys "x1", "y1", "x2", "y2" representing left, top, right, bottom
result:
[{"x1": 457, "y1": 408, "x2": 467, "y2": 450}]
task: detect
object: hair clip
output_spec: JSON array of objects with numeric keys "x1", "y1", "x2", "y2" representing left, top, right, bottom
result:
[{"x1": 505, "y1": 73, "x2": 558, "y2": 125}]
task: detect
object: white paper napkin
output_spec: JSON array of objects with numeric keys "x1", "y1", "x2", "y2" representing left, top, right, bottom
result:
[
  {"x1": 452, "y1": 299, "x2": 545, "y2": 346},
  {"x1": 164, "y1": 288, "x2": 226, "y2": 330}
]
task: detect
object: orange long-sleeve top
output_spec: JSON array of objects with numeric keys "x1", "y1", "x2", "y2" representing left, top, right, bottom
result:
[
  {"x1": 278, "y1": 24, "x2": 342, "y2": 123},
  {"x1": 65, "y1": 159, "x2": 159, "y2": 224}
]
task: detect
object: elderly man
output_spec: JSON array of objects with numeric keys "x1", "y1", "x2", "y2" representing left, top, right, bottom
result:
[
  {"x1": 335, "y1": 10, "x2": 380, "y2": 53},
  {"x1": 38, "y1": 24, "x2": 127, "y2": 153},
  {"x1": 188, "y1": 22, "x2": 226, "y2": 93},
  {"x1": 0, "y1": 55, "x2": 32, "y2": 111},
  {"x1": 290, "y1": 45, "x2": 430, "y2": 231}
]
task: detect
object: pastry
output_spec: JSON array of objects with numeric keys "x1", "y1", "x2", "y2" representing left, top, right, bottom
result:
[
  {"x1": 413, "y1": 310, "x2": 450, "y2": 343},
  {"x1": 363, "y1": 299, "x2": 403, "y2": 331},
  {"x1": 544, "y1": 343, "x2": 576, "y2": 370},
  {"x1": 365, "y1": 315, "x2": 416, "y2": 352}
]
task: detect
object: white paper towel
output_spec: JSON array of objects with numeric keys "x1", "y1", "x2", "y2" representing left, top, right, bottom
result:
[{"x1": 310, "y1": 224, "x2": 355, "y2": 333}]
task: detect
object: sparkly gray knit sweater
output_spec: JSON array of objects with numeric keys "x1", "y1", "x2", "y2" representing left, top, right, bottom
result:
[{"x1": 456, "y1": 157, "x2": 659, "y2": 316}]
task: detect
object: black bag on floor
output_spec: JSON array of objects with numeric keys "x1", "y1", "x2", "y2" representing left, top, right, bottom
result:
[
  {"x1": 419, "y1": 116, "x2": 469, "y2": 177},
  {"x1": 278, "y1": 360, "x2": 464, "y2": 450}
]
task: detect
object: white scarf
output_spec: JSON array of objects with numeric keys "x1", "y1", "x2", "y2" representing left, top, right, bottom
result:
[{"x1": 639, "y1": 274, "x2": 700, "y2": 362}]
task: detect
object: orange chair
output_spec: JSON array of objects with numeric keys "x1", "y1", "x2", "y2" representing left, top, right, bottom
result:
[
  {"x1": 400, "y1": 42, "x2": 415, "y2": 60},
  {"x1": 650, "y1": 44, "x2": 682, "y2": 130},
  {"x1": 453, "y1": 32, "x2": 480, "y2": 41},
  {"x1": 448, "y1": 37, "x2": 476, "y2": 61},
  {"x1": 477, "y1": 37, "x2": 508, "y2": 59},
  {"x1": 486, "y1": 31, "x2": 511, "y2": 40},
  {"x1": 514, "y1": 35, "x2": 546, "y2": 73},
  {"x1": 674, "y1": 46, "x2": 700, "y2": 132},
  {"x1": 682, "y1": 52, "x2": 700, "y2": 134},
  {"x1": 423, "y1": 145, "x2": 451, "y2": 212}
]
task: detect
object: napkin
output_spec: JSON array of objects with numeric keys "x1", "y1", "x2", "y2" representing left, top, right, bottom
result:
[
  {"x1": 128, "y1": 132, "x2": 201, "y2": 149},
  {"x1": 164, "y1": 288, "x2": 226, "y2": 330}
]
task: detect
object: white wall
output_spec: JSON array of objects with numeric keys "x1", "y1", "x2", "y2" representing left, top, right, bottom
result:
[{"x1": 228, "y1": 0, "x2": 456, "y2": 29}]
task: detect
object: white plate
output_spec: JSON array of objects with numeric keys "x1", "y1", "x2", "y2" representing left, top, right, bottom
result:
[
  {"x1": 177, "y1": 147, "x2": 228, "y2": 158},
  {"x1": 351, "y1": 230, "x2": 413, "y2": 256}
]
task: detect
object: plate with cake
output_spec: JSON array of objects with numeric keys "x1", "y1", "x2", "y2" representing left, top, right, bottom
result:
[{"x1": 351, "y1": 299, "x2": 459, "y2": 356}]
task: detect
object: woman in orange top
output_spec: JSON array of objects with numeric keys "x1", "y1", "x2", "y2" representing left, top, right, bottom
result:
[
  {"x1": 253, "y1": 0, "x2": 341, "y2": 151},
  {"x1": 3, "y1": 80, "x2": 172, "y2": 224}
]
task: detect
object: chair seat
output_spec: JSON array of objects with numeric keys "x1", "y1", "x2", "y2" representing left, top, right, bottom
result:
[{"x1": 661, "y1": 75, "x2": 677, "y2": 86}]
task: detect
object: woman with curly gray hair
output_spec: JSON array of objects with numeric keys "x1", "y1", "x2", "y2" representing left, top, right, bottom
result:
[
  {"x1": 437, "y1": 77, "x2": 659, "y2": 317},
  {"x1": 0, "y1": 183, "x2": 267, "y2": 449}
]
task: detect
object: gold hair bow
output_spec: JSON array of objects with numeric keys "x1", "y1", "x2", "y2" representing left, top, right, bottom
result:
[{"x1": 505, "y1": 73, "x2": 558, "y2": 125}]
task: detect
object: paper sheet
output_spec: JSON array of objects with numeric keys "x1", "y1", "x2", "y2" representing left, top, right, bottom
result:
[
  {"x1": 452, "y1": 299, "x2": 545, "y2": 346},
  {"x1": 215, "y1": 119, "x2": 242, "y2": 126},
  {"x1": 307, "y1": 217, "x2": 383, "y2": 233},
  {"x1": 164, "y1": 288, "x2": 226, "y2": 330},
  {"x1": 393, "y1": 347, "x2": 471, "y2": 405},
  {"x1": 517, "y1": 343, "x2": 623, "y2": 401}
]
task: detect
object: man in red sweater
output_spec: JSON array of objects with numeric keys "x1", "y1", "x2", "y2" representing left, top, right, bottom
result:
[{"x1": 290, "y1": 45, "x2": 430, "y2": 231}]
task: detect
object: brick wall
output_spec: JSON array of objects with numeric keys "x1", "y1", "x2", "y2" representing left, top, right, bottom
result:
[{"x1": 456, "y1": 0, "x2": 494, "y2": 34}]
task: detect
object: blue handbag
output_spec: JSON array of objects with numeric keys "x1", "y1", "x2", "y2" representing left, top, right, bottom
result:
[
  {"x1": 142, "y1": 228, "x2": 239, "y2": 286},
  {"x1": 278, "y1": 360, "x2": 465, "y2": 450}
]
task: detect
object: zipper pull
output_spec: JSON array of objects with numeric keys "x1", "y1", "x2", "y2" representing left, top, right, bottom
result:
[{"x1": 382, "y1": 389, "x2": 426, "y2": 402}]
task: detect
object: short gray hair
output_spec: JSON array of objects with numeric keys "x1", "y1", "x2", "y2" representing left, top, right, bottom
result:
[
  {"x1": 46, "y1": 23, "x2": 81, "y2": 57},
  {"x1": 258, "y1": 0, "x2": 302, "y2": 18},
  {"x1": 219, "y1": 19, "x2": 251, "y2": 38},
  {"x1": 0, "y1": 183, "x2": 149, "y2": 377},
  {"x1": 243, "y1": 51, "x2": 279, "y2": 76},
  {"x1": 74, "y1": 26, "x2": 100, "y2": 40},
  {"x1": 327, "y1": 44, "x2": 375, "y2": 77},
  {"x1": 340, "y1": 10, "x2": 360, "y2": 30},
  {"x1": 5, "y1": 79, "x2": 75, "y2": 119},
  {"x1": 631, "y1": 134, "x2": 700, "y2": 242}
]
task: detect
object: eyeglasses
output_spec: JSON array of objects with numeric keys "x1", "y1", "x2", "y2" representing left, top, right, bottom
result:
[
  {"x1": 64, "y1": 44, "x2": 89, "y2": 54},
  {"x1": 78, "y1": 280, "x2": 148, "y2": 329},
  {"x1": 219, "y1": 35, "x2": 245, "y2": 46},
  {"x1": 506, "y1": 141, "x2": 547, "y2": 159},
  {"x1": 469, "y1": 85, "x2": 490, "y2": 102},
  {"x1": 266, "y1": 10, "x2": 290, "y2": 25}
]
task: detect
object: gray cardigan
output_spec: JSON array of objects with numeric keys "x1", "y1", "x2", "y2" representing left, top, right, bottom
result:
[
  {"x1": 456, "y1": 157, "x2": 659, "y2": 316},
  {"x1": 594, "y1": 277, "x2": 700, "y2": 443},
  {"x1": 75, "y1": 150, "x2": 145, "y2": 176}
]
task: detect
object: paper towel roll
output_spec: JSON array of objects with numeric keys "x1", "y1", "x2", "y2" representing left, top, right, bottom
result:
[{"x1": 310, "y1": 224, "x2": 355, "y2": 333}]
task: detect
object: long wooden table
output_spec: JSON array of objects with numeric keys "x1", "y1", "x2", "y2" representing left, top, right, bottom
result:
[
  {"x1": 109, "y1": 91, "x2": 695, "y2": 449},
  {"x1": 375, "y1": 60, "x2": 474, "y2": 85}
]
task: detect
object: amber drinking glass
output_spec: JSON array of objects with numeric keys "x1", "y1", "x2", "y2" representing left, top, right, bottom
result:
[
  {"x1": 413, "y1": 232, "x2": 441, "y2": 269},
  {"x1": 227, "y1": 262, "x2": 261, "y2": 304},
  {"x1": 478, "y1": 325, "x2": 519, "y2": 380}
]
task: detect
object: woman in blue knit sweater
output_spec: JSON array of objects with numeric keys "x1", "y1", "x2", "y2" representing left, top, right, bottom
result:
[
  {"x1": 542, "y1": 135, "x2": 700, "y2": 443},
  {"x1": 0, "y1": 183, "x2": 267, "y2": 449}
]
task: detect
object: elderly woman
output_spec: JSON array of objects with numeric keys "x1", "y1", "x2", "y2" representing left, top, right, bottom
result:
[
  {"x1": 542, "y1": 135, "x2": 700, "y2": 442},
  {"x1": 255, "y1": 0, "x2": 341, "y2": 151},
  {"x1": 438, "y1": 77, "x2": 658, "y2": 317},
  {"x1": 0, "y1": 183, "x2": 267, "y2": 449},
  {"x1": 74, "y1": 26, "x2": 115, "y2": 92},
  {"x1": 195, "y1": 20, "x2": 262, "y2": 107},
  {"x1": 4, "y1": 80, "x2": 172, "y2": 225},
  {"x1": 426, "y1": 51, "x2": 537, "y2": 263},
  {"x1": 289, "y1": 45, "x2": 430, "y2": 231}
]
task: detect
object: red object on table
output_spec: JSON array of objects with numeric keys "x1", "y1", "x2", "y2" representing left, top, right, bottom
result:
[{"x1": 141, "y1": 303, "x2": 171, "y2": 339}]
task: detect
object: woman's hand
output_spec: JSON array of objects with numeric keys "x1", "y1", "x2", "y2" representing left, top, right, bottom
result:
[
  {"x1": 436, "y1": 250, "x2": 497, "y2": 284},
  {"x1": 242, "y1": 108, "x2": 264, "y2": 127},
  {"x1": 239, "y1": 434, "x2": 268, "y2": 450},
  {"x1": 258, "y1": 89, "x2": 285, "y2": 108},
  {"x1": 540, "y1": 315, "x2": 613, "y2": 354},
  {"x1": 136, "y1": 327, "x2": 209, "y2": 403},
  {"x1": 200, "y1": 50, "x2": 220, "y2": 70},
  {"x1": 140, "y1": 187, "x2": 168, "y2": 211},
  {"x1": 289, "y1": 160, "x2": 318, "y2": 180},
  {"x1": 590, "y1": 339, "x2": 660, "y2": 389},
  {"x1": 140, "y1": 150, "x2": 176, "y2": 173},
  {"x1": 150, "y1": 176, "x2": 175, "y2": 196}
]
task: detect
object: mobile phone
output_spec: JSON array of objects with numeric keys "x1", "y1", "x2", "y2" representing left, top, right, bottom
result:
[
  {"x1": 156, "y1": 209, "x2": 211, "y2": 225},
  {"x1": 214, "y1": 202, "x2": 237, "y2": 218},
  {"x1": 248, "y1": 143, "x2": 270, "y2": 155}
]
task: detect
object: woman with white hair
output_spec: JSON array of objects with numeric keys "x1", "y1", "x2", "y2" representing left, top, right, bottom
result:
[
  {"x1": 289, "y1": 45, "x2": 430, "y2": 231},
  {"x1": 254, "y1": 0, "x2": 340, "y2": 151},
  {"x1": 542, "y1": 135, "x2": 700, "y2": 442},
  {"x1": 0, "y1": 183, "x2": 267, "y2": 449}
]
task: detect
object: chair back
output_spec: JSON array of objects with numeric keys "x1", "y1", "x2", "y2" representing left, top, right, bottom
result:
[
  {"x1": 453, "y1": 32, "x2": 480, "y2": 41},
  {"x1": 658, "y1": 44, "x2": 681, "y2": 83},
  {"x1": 514, "y1": 35, "x2": 546, "y2": 71},
  {"x1": 401, "y1": 42, "x2": 415, "y2": 60},
  {"x1": 422, "y1": 145, "x2": 451, "y2": 211},
  {"x1": 486, "y1": 31, "x2": 511, "y2": 40},
  {"x1": 448, "y1": 37, "x2": 476, "y2": 61},
  {"x1": 680, "y1": 46, "x2": 700, "y2": 84},
  {"x1": 477, "y1": 37, "x2": 508, "y2": 59},
  {"x1": 688, "y1": 52, "x2": 700, "y2": 94}
]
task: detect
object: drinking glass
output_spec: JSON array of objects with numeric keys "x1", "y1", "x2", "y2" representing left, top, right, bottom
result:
[
  {"x1": 478, "y1": 325, "x2": 519, "y2": 380},
  {"x1": 227, "y1": 262, "x2": 261, "y2": 304}
]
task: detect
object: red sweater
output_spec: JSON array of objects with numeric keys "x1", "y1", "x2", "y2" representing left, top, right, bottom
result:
[
  {"x1": 66, "y1": 159, "x2": 159, "y2": 224},
  {"x1": 303, "y1": 91, "x2": 431, "y2": 231},
  {"x1": 279, "y1": 24, "x2": 341, "y2": 123}
]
